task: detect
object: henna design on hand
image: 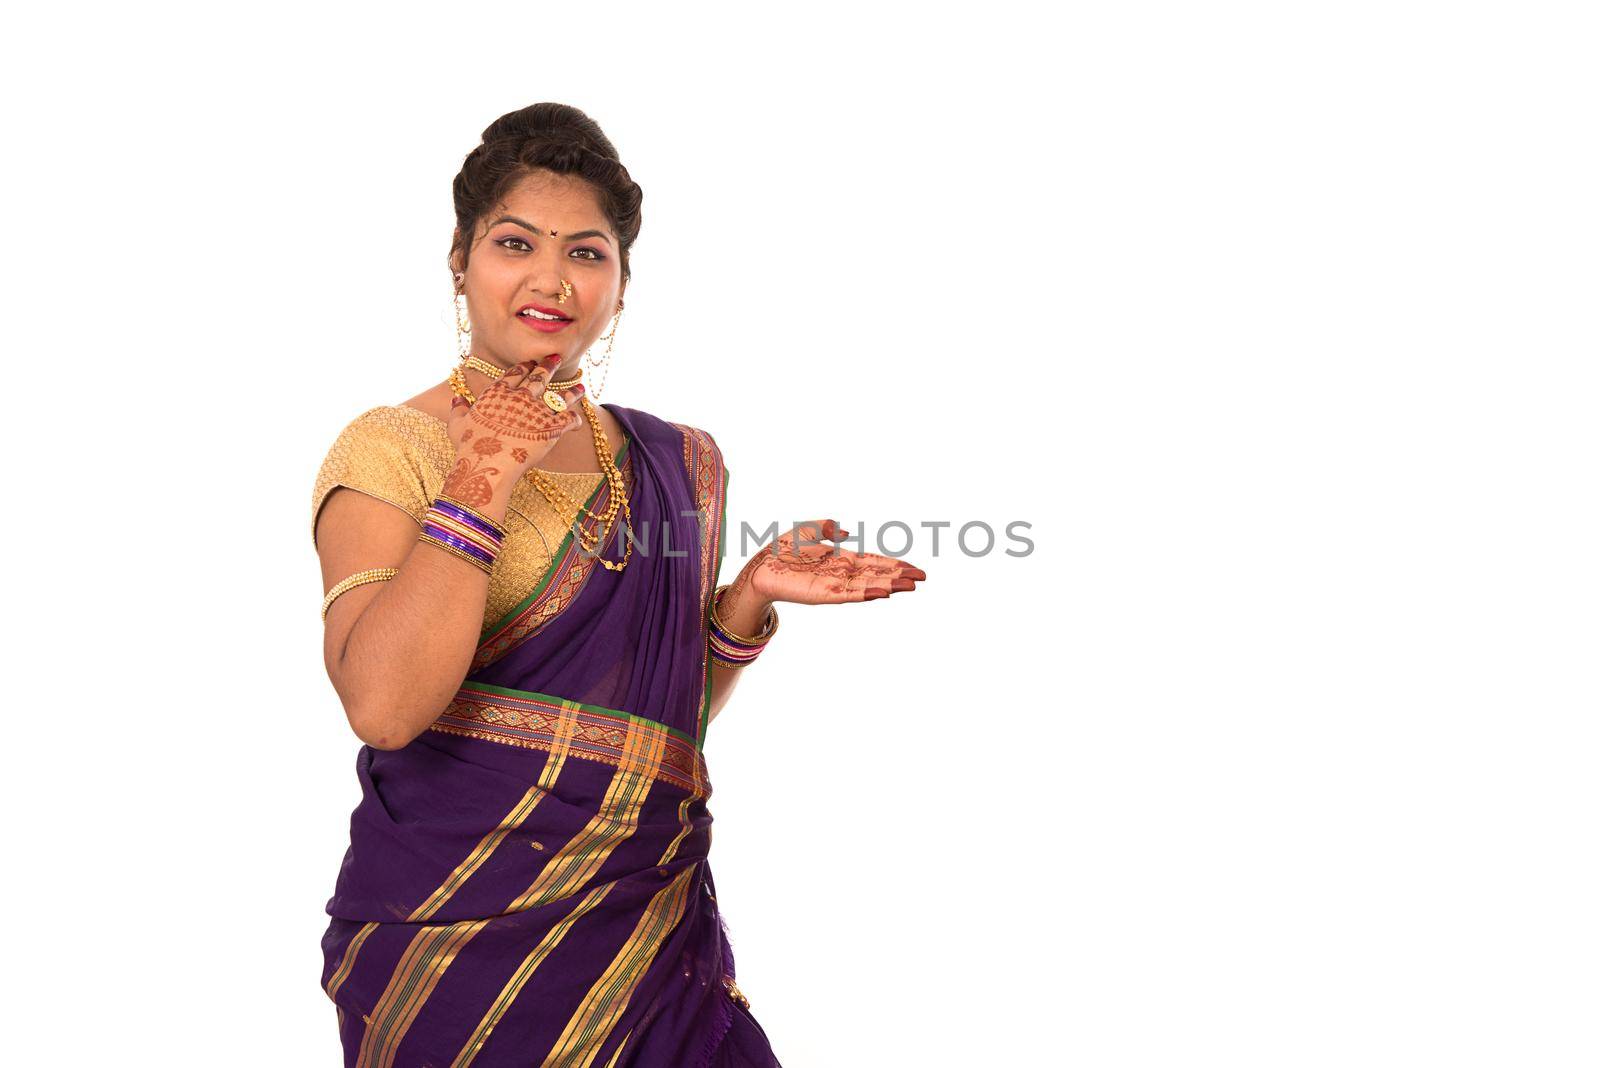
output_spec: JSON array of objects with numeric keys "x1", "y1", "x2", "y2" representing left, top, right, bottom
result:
[
  {"x1": 733, "y1": 518, "x2": 928, "y2": 606},
  {"x1": 441, "y1": 455, "x2": 504, "y2": 507},
  {"x1": 466, "y1": 360, "x2": 579, "y2": 446},
  {"x1": 444, "y1": 357, "x2": 582, "y2": 497}
]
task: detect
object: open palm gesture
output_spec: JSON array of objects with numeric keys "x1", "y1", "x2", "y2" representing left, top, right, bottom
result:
[{"x1": 739, "y1": 518, "x2": 926, "y2": 605}]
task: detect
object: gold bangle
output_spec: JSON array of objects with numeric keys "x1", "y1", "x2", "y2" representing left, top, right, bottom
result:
[
  {"x1": 709, "y1": 583, "x2": 780, "y2": 644},
  {"x1": 321, "y1": 567, "x2": 400, "y2": 622}
]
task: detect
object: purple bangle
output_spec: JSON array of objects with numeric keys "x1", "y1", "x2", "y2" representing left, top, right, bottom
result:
[
  {"x1": 422, "y1": 506, "x2": 503, "y2": 556},
  {"x1": 430, "y1": 498, "x2": 505, "y2": 543},
  {"x1": 707, "y1": 586, "x2": 778, "y2": 667},
  {"x1": 420, "y1": 522, "x2": 497, "y2": 566},
  {"x1": 708, "y1": 634, "x2": 764, "y2": 663}
]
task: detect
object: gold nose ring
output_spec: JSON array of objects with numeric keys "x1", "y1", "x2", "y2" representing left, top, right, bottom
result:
[{"x1": 558, "y1": 279, "x2": 573, "y2": 304}]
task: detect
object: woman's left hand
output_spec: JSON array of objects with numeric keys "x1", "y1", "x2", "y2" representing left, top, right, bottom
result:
[{"x1": 730, "y1": 518, "x2": 926, "y2": 606}]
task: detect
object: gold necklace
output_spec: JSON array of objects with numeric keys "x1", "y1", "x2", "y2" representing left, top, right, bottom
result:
[
  {"x1": 450, "y1": 360, "x2": 633, "y2": 570},
  {"x1": 528, "y1": 395, "x2": 635, "y2": 571},
  {"x1": 462, "y1": 355, "x2": 508, "y2": 378},
  {"x1": 451, "y1": 358, "x2": 566, "y2": 406}
]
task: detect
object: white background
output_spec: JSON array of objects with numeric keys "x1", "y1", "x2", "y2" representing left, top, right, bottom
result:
[{"x1": 5, "y1": 2, "x2": 1596, "y2": 1065}]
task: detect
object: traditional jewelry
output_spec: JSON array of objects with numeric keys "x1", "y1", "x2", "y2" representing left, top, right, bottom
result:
[
  {"x1": 450, "y1": 361, "x2": 574, "y2": 421},
  {"x1": 558, "y1": 278, "x2": 573, "y2": 304},
  {"x1": 419, "y1": 528, "x2": 497, "y2": 574},
  {"x1": 463, "y1": 355, "x2": 506, "y2": 378},
  {"x1": 454, "y1": 351, "x2": 572, "y2": 415},
  {"x1": 449, "y1": 355, "x2": 507, "y2": 402},
  {"x1": 448, "y1": 364, "x2": 475, "y2": 404},
  {"x1": 321, "y1": 567, "x2": 400, "y2": 622},
  {"x1": 525, "y1": 392, "x2": 634, "y2": 571},
  {"x1": 582, "y1": 305, "x2": 622, "y2": 402},
  {"x1": 452, "y1": 274, "x2": 472, "y2": 360},
  {"x1": 419, "y1": 494, "x2": 507, "y2": 575},
  {"x1": 430, "y1": 494, "x2": 507, "y2": 542},
  {"x1": 707, "y1": 584, "x2": 780, "y2": 667}
]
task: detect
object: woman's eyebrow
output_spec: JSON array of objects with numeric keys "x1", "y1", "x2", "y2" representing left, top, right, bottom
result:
[{"x1": 491, "y1": 214, "x2": 613, "y2": 247}]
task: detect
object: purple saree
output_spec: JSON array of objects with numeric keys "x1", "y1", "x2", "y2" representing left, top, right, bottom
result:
[{"x1": 319, "y1": 403, "x2": 782, "y2": 1068}]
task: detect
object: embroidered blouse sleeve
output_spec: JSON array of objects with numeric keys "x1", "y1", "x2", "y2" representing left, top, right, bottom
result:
[{"x1": 311, "y1": 408, "x2": 433, "y2": 548}]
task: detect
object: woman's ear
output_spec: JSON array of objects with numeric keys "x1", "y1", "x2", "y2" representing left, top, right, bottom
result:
[{"x1": 448, "y1": 230, "x2": 464, "y2": 279}]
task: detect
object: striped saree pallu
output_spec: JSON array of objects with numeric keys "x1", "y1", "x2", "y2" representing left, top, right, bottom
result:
[{"x1": 319, "y1": 405, "x2": 774, "y2": 1067}]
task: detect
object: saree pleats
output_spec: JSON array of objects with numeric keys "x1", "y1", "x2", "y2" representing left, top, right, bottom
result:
[{"x1": 319, "y1": 405, "x2": 777, "y2": 1067}]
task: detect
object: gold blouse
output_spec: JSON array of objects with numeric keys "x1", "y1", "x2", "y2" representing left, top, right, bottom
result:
[{"x1": 311, "y1": 404, "x2": 607, "y2": 631}]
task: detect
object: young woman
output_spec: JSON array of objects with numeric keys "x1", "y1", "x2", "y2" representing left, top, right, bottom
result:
[{"x1": 310, "y1": 103, "x2": 925, "y2": 1067}]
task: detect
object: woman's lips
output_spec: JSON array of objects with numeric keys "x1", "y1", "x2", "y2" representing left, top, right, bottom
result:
[{"x1": 516, "y1": 313, "x2": 572, "y2": 333}]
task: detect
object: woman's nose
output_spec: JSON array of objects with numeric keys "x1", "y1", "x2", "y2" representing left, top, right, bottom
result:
[{"x1": 524, "y1": 251, "x2": 568, "y2": 296}]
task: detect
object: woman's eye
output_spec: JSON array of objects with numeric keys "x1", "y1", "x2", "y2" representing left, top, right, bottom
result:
[{"x1": 497, "y1": 237, "x2": 602, "y2": 261}]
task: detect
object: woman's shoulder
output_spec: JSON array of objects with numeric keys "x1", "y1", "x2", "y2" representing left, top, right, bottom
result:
[
  {"x1": 310, "y1": 404, "x2": 453, "y2": 547},
  {"x1": 331, "y1": 403, "x2": 451, "y2": 449},
  {"x1": 320, "y1": 402, "x2": 457, "y2": 471}
]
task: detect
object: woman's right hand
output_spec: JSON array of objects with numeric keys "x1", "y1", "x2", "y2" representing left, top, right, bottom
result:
[{"x1": 440, "y1": 353, "x2": 587, "y2": 507}]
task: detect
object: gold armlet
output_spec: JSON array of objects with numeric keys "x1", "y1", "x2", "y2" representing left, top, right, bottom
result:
[{"x1": 321, "y1": 567, "x2": 400, "y2": 623}]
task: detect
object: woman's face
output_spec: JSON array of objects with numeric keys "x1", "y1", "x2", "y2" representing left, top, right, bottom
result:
[{"x1": 455, "y1": 170, "x2": 623, "y2": 377}]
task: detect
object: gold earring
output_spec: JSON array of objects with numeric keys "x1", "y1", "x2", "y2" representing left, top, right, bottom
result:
[
  {"x1": 557, "y1": 278, "x2": 573, "y2": 304},
  {"x1": 452, "y1": 273, "x2": 471, "y2": 359},
  {"x1": 581, "y1": 304, "x2": 622, "y2": 402}
]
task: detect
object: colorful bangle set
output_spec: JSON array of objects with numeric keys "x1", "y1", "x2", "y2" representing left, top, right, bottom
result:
[
  {"x1": 707, "y1": 583, "x2": 780, "y2": 668},
  {"x1": 419, "y1": 495, "x2": 508, "y2": 575}
]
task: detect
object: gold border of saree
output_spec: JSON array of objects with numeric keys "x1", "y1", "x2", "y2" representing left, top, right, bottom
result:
[
  {"x1": 669, "y1": 424, "x2": 729, "y2": 748},
  {"x1": 431, "y1": 681, "x2": 710, "y2": 796}
]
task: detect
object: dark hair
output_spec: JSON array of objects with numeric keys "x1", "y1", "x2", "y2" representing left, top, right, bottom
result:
[{"x1": 448, "y1": 103, "x2": 643, "y2": 291}]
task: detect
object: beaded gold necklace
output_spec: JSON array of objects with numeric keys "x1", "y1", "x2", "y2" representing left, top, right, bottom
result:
[{"x1": 450, "y1": 358, "x2": 633, "y2": 572}]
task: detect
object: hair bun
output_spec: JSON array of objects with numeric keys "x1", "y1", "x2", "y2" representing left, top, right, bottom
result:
[{"x1": 482, "y1": 118, "x2": 602, "y2": 156}]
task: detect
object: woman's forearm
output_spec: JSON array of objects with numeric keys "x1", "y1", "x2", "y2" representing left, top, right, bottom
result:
[
  {"x1": 334, "y1": 491, "x2": 514, "y2": 749},
  {"x1": 706, "y1": 661, "x2": 742, "y2": 725}
]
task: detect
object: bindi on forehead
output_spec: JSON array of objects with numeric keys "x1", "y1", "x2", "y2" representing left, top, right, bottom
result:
[{"x1": 487, "y1": 213, "x2": 613, "y2": 246}]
